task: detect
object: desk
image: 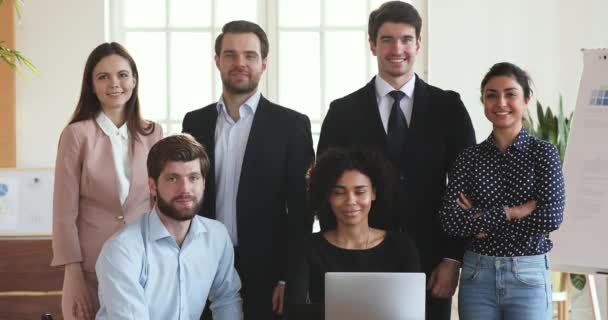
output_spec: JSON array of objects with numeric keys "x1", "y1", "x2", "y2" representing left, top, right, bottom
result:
[{"x1": 0, "y1": 239, "x2": 63, "y2": 319}]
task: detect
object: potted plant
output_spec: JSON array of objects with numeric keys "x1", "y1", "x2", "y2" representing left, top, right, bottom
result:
[
  {"x1": 523, "y1": 96, "x2": 583, "y2": 292},
  {"x1": 0, "y1": 0, "x2": 37, "y2": 74}
]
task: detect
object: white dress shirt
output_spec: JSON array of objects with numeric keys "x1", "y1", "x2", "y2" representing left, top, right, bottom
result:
[
  {"x1": 375, "y1": 74, "x2": 416, "y2": 133},
  {"x1": 214, "y1": 91, "x2": 261, "y2": 245},
  {"x1": 96, "y1": 208, "x2": 243, "y2": 320},
  {"x1": 95, "y1": 112, "x2": 130, "y2": 205}
]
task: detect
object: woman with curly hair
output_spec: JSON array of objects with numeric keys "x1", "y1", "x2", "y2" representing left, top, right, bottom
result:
[{"x1": 287, "y1": 147, "x2": 420, "y2": 305}]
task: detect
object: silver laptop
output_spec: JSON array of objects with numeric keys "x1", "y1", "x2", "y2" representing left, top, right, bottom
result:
[{"x1": 325, "y1": 272, "x2": 426, "y2": 320}]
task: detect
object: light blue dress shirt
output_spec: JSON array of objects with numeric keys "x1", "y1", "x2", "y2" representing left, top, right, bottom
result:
[
  {"x1": 214, "y1": 91, "x2": 261, "y2": 245},
  {"x1": 96, "y1": 208, "x2": 242, "y2": 320}
]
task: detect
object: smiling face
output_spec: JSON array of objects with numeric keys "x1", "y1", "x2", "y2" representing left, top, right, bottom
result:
[
  {"x1": 215, "y1": 32, "x2": 267, "y2": 95},
  {"x1": 328, "y1": 170, "x2": 376, "y2": 228},
  {"x1": 92, "y1": 54, "x2": 136, "y2": 114},
  {"x1": 482, "y1": 75, "x2": 530, "y2": 131},
  {"x1": 370, "y1": 22, "x2": 420, "y2": 88},
  {"x1": 149, "y1": 160, "x2": 205, "y2": 222}
]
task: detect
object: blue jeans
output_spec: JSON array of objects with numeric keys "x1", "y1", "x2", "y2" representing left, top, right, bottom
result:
[{"x1": 458, "y1": 251, "x2": 552, "y2": 320}]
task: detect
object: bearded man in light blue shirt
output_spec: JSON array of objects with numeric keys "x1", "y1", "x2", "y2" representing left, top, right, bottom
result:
[{"x1": 96, "y1": 134, "x2": 242, "y2": 320}]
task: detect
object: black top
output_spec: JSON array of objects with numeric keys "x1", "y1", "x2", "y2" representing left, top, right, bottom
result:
[
  {"x1": 439, "y1": 129, "x2": 565, "y2": 256},
  {"x1": 288, "y1": 230, "x2": 420, "y2": 304}
]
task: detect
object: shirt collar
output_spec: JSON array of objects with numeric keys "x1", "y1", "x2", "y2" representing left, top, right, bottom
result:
[
  {"x1": 148, "y1": 207, "x2": 207, "y2": 243},
  {"x1": 95, "y1": 111, "x2": 128, "y2": 140},
  {"x1": 483, "y1": 128, "x2": 531, "y2": 153},
  {"x1": 375, "y1": 74, "x2": 416, "y2": 100},
  {"x1": 216, "y1": 91, "x2": 261, "y2": 121}
]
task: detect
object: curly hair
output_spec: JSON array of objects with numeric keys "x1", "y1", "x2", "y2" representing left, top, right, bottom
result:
[{"x1": 310, "y1": 147, "x2": 394, "y2": 231}]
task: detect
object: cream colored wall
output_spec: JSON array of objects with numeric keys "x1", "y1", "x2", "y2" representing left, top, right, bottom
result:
[{"x1": 15, "y1": 0, "x2": 105, "y2": 167}]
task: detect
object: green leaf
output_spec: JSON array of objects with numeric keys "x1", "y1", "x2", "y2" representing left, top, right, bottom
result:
[
  {"x1": 0, "y1": 53, "x2": 17, "y2": 68},
  {"x1": 523, "y1": 108, "x2": 534, "y2": 134},
  {"x1": 543, "y1": 108, "x2": 556, "y2": 143},
  {"x1": 12, "y1": 0, "x2": 22, "y2": 19},
  {"x1": 570, "y1": 273, "x2": 587, "y2": 291},
  {"x1": 529, "y1": 98, "x2": 574, "y2": 165},
  {"x1": 536, "y1": 101, "x2": 545, "y2": 130}
]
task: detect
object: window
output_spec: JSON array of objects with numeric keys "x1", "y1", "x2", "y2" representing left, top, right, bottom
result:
[{"x1": 108, "y1": 0, "x2": 427, "y2": 144}]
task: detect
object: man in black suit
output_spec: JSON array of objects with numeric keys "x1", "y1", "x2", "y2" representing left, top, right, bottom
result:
[
  {"x1": 182, "y1": 20, "x2": 314, "y2": 320},
  {"x1": 317, "y1": 2, "x2": 476, "y2": 319}
]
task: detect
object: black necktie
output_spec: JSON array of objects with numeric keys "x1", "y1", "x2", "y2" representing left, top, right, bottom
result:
[{"x1": 387, "y1": 90, "x2": 407, "y2": 162}]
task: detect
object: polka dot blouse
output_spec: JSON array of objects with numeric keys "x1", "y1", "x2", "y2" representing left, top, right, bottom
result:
[{"x1": 439, "y1": 129, "x2": 565, "y2": 257}]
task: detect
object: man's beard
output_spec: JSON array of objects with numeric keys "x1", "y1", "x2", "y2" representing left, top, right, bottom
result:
[
  {"x1": 156, "y1": 193, "x2": 202, "y2": 221},
  {"x1": 222, "y1": 72, "x2": 259, "y2": 95}
]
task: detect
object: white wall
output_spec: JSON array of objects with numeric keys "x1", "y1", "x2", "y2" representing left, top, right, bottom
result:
[
  {"x1": 13, "y1": 0, "x2": 607, "y2": 162},
  {"x1": 558, "y1": 0, "x2": 608, "y2": 119},
  {"x1": 428, "y1": 0, "x2": 561, "y2": 141},
  {"x1": 15, "y1": 0, "x2": 105, "y2": 167}
]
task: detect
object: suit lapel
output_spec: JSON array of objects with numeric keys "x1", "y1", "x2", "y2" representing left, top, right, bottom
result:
[
  {"x1": 200, "y1": 106, "x2": 219, "y2": 156},
  {"x1": 410, "y1": 75, "x2": 432, "y2": 131},
  {"x1": 239, "y1": 95, "x2": 270, "y2": 181},
  {"x1": 123, "y1": 138, "x2": 138, "y2": 211},
  {"x1": 93, "y1": 126, "x2": 124, "y2": 213},
  {"x1": 202, "y1": 106, "x2": 219, "y2": 218}
]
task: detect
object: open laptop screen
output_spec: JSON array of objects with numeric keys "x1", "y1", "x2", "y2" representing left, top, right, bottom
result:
[{"x1": 325, "y1": 272, "x2": 426, "y2": 320}]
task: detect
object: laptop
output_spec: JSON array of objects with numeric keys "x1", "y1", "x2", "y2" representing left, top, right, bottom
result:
[{"x1": 325, "y1": 272, "x2": 426, "y2": 320}]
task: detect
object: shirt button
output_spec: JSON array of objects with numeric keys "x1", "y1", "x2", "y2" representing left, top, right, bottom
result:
[{"x1": 116, "y1": 215, "x2": 125, "y2": 221}]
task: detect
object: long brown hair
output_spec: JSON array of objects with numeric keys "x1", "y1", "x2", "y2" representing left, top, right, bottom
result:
[{"x1": 69, "y1": 42, "x2": 155, "y2": 141}]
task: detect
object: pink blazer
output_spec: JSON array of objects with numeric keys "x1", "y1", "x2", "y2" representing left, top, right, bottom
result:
[{"x1": 51, "y1": 119, "x2": 163, "y2": 272}]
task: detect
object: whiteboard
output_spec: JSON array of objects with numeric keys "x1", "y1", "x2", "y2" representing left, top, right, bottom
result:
[
  {"x1": 551, "y1": 49, "x2": 608, "y2": 274},
  {"x1": 0, "y1": 168, "x2": 53, "y2": 237}
]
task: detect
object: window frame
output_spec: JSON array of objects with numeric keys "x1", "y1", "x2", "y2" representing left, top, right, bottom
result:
[{"x1": 107, "y1": 0, "x2": 428, "y2": 138}]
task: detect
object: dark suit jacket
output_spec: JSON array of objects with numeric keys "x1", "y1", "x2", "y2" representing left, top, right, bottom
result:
[
  {"x1": 317, "y1": 76, "x2": 476, "y2": 272},
  {"x1": 182, "y1": 95, "x2": 314, "y2": 313}
]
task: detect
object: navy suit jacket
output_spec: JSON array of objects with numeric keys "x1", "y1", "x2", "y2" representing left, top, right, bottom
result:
[
  {"x1": 182, "y1": 95, "x2": 314, "y2": 291},
  {"x1": 317, "y1": 76, "x2": 476, "y2": 272}
]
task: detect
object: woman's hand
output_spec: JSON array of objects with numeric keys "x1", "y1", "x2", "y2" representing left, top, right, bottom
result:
[
  {"x1": 456, "y1": 192, "x2": 473, "y2": 210},
  {"x1": 458, "y1": 192, "x2": 488, "y2": 239},
  {"x1": 457, "y1": 192, "x2": 484, "y2": 218},
  {"x1": 505, "y1": 200, "x2": 537, "y2": 220},
  {"x1": 65, "y1": 263, "x2": 96, "y2": 320}
]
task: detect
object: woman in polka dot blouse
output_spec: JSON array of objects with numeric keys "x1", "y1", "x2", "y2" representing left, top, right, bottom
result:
[{"x1": 439, "y1": 62, "x2": 565, "y2": 320}]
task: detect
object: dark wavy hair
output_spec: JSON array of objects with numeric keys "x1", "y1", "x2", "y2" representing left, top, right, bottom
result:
[
  {"x1": 480, "y1": 62, "x2": 534, "y2": 101},
  {"x1": 310, "y1": 147, "x2": 393, "y2": 231},
  {"x1": 69, "y1": 42, "x2": 155, "y2": 142},
  {"x1": 368, "y1": 1, "x2": 422, "y2": 43}
]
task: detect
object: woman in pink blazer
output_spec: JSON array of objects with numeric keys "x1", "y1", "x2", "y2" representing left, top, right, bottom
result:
[{"x1": 51, "y1": 42, "x2": 162, "y2": 320}]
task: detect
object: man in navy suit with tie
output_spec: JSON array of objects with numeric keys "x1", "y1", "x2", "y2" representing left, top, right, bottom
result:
[
  {"x1": 182, "y1": 20, "x2": 314, "y2": 319},
  {"x1": 317, "y1": 2, "x2": 476, "y2": 319}
]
